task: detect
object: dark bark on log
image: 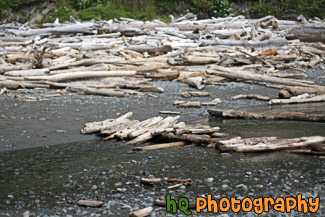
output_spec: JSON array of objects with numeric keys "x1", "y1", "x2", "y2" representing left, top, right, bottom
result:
[{"x1": 289, "y1": 25, "x2": 325, "y2": 42}]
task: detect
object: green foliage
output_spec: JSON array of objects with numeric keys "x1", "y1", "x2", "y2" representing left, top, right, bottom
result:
[
  {"x1": 0, "y1": 0, "x2": 324, "y2": 22},
  {"x1": 42, "y1": 1, "x2": 79, "y2": 23},
  {"x1": 248, "y1": 0, "x2": 325, "y2": 19},
  {"x1": 0, "y1": 0, "x2": 22, "y2": 10}
]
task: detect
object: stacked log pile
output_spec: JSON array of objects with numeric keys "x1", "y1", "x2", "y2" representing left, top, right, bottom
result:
[
  {"x1": 81, "y1": 112, "x2": 224, "y2": 150},
  {"x1": 0, "y1": 14, "x2": 325, "y2": 101},
  {"x1": 81, "y1": 112, "x2": 325, "y2": 155}
]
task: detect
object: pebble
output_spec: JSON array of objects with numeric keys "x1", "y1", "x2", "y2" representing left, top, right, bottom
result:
[
  {"x1": 205, "y1": 178, "x2": 214, "y2": 183},
  {"x1": 222, "y1": 184, "x2": 229, "y2": 189},
  {"x1": 236, "y1": 184, "x2": 248, "y2": 192}
]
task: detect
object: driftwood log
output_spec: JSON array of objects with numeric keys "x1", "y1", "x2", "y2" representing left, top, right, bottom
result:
[
  {"x1": 216, "y1": 136, "x2": 325, "y2": 152},
  {"x1": 270, "y1": 94, "x2": 325, "y2": 105},
  {"x1": 208, "y1": 109, "x2": 325, "y2": 123}
]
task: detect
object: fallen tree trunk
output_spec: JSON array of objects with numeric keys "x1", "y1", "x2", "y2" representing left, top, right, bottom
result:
[
  {"x1": 289, "y1": 25, "x2": 325, "y2": 42},
  {"x1": 208, "y1": 109, "x2": 325, "y2": 122},
  {"x1": 201, "y1": 38, "x2": 288, "y2": 48},
  {"x1": 25, "y1": 71, "x2": 137, "y2": 82},
  {"x1": 270, "y1": 94, "x2": 325, "y2": 105},
  {"x1": 207, "y1": 66, "x2": 315, "y2": 87},
  {"x1": 279, "y1": 87, "x2": 325, "y2": 98},
  {"x1": 216, "y1": 136, "x2": 325, "y2": 152},
  {"x1": 7, "y1": 23, "x2": 97, "y2": 37}
]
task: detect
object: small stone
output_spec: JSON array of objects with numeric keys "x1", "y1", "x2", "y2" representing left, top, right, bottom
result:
[
  {"x1": 222, "y1": 184, "x2": 229, "y2": 189},
  {"x1": 91, "y1": 185, "x2": 98, "y2": 190},
  {"x1": 205, "y1": 178, "x2": 214, "y2": 183},
  {"x1": 7, "y1": 195, "x2": 14, "y2": 200},
  {"x1": 236, "y1": 184, "x2": 248, "y2": 192},
  {"x1": 114, "y1": 182, "x2": 123, "y2": 187}
]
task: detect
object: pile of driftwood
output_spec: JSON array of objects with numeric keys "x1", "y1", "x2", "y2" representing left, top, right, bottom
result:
[
  {"x1": 81, "y1": 112, "x2": 325, "y2": 156},
  {"x1": 0, "y1": 14, "x2": 325, "y2": 101},
  {"x1": 81, "y1": 112, "x2": 226, "y2": 150}
]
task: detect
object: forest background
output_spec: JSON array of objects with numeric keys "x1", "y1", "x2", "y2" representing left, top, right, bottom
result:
[{"x1": 0, "y1": 0, "x2": 324, "y2": 23}]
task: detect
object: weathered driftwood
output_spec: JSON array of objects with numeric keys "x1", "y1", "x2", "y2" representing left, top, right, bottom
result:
[
  {"x1": 210, "y1": 132, "x2": 229, "y2": 138},
  {"x1": 186, "y1": 77, "x2": 205, "y2": 90},
  {"x1": 231, "y1": 94, "x2": 270, "y2": 101},
  {"x1": 175, "y1": 126, "x2": 219, "y2": 135},
  {"x1": 0, "y1": 65, "x2": 32, "y2": 75},
  {"x1": 84, "y1": 88, "x2": 127, "y2": 98},
  {"x1": 201, "y1": 38, "x2": 288, "y2": 48},
  {"x1": 181, "y1": 91, "x2": 212, "y2": 98},
  {"x1": 129, "y1": 207, "x2": 153, "y2": 217},
  {"x1": 133, "y1": 141, "x2": 186, "y2": 151},
  {"x1": 174, "y1": 101, "x2": 202, "y2": 108},
  {"x1": 126, "y1": 116, "x2": 180, "y2": 146},
  {"x1": 145, "y1": 71, "x2": 179, "y2": 81},
  {"x1": 310, "y1": 143, "x2": 325, "y2": 152},
  {"x1": 140, "y1": 178, "x2": 162, "y2": 185},
  {"x1": 216, "y1": 136, "x2": 325, "y2": 152},
  {"x1": 25, "y1": 71, "x2": 137, "y2": 82},
  {"x1": 202, "y1": 98, "x2": 221, "y2": 106},
  {"x1": 159, "y1": 111, "x2": 181, "y2": 115},
  {"x1": 100, "y1": 120, "x2": 140, "y2": 135},
  {"x1": 208, "y1": 109, "x2": 325, "y2": 122},
  {"x1": 270, "y1": 94, "x2": 325, "y2": 105},
  {"x1": 4, "y1": 69, "x2": 49, "y2": 77},
  {"x1": 126, "y1": 45, "x2": 172, "y2": 55},
  {"x1": 286, "y1": 149, "x2": 325, "y2": 156},
  {"x1": 167, "y1": 178, "x2": 193, "y2": 185},
  {"x1": 185, "y1": 56, "x2": 220, "y2": 65},
  {"x1": 81, "y1": 112, "x2": 133, "y2": 134},
  {"x1": 289, "y1": 25, "x2": 325, "y2": 43},
  {"x1": 0, "y1": 80, "x2": 49, "y2": 89},
  {"x1": 7, "y1": 23, "x2": 97, "y2": 37},
  {"x1": 161, "y1": 133, "x2": 214, "y2": 144},
  {"x1": 78, "y1": 199, "x2": 103, "y2": 207},
  {"x1": 127, "y1": 117, "x2": 164, "y2": 139},
  {"x1": 207, "y1": 66, "x2": 315, "y2": 87},
  {"x1": 279, "y1": 87, "x2": 325, "y2": 98},
  {"x1": 104, "y1": 117, "x2": 162, "y2": 140}
]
